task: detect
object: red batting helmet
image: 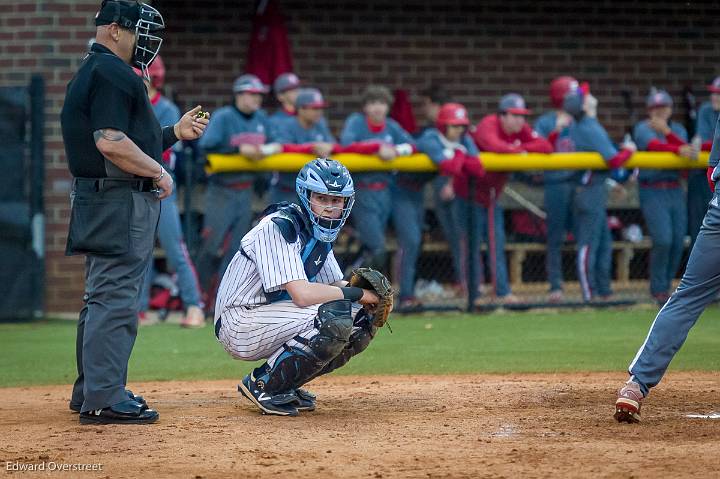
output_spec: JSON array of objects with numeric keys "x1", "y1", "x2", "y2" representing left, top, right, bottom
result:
[
  {"x1": 436, "y1": 103, "x2": 470, "y2": 130},
  {"x1": 550, "y1": 76, "x2": 578, "y2": 109}
]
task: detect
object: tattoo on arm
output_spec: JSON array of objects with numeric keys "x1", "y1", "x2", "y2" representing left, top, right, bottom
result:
[{"x1": 93, "y1": 128, "x2": 126, "y2": 143}]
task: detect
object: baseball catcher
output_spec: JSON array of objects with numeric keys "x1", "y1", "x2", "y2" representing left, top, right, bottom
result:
[{"x1": 213, "y1": 158, "x2": 394, "y2": 416}]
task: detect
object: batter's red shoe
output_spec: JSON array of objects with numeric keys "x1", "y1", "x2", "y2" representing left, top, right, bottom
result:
[{"x1": 614, "y1": 381, "x2": 643, "y2": 423}]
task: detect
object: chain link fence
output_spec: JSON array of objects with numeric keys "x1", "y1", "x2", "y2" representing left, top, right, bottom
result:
[
  {"x1": 165, "y1": 164, "x2": 697, "y2": 314},
  {"x1": 340, "y1": 178, "x2": 688, "y2": 311}
]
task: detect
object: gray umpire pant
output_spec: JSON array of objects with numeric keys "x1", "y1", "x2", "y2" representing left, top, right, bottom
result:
[
  {"x1": 70, "y1": 191, "x2": 160, "y2": 413},
  {"x1": 628, "y1": 188, "x2": 719, "y2": 396}
]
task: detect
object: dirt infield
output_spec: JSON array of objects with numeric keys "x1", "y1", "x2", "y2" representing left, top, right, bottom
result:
[{"x1": 1, "y1": 372, "x2": 718, "y2": 478}]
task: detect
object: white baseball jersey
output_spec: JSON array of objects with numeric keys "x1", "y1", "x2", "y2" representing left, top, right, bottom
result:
[{"x1": 214, "y1": 211, "x2": 346, "y2": 361}]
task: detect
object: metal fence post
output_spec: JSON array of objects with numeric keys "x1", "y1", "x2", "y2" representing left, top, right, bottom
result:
[
  {"x1": 467, "y1": 176, "x2": 478, "y2": 311},
  {"x1": 29, "y1": 75, "x2": 45, "y2": 318},
  {"x1": 183, "y1": 144, "x2": 196, "y2": 252}
]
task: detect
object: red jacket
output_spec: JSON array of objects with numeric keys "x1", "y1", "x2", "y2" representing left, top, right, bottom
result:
[
  {"x1": 472, "y1": 114, "x2": 553, "y2": 155},
  {"x1": 459, "y1": 114, "x2": 553, "y2": 205},
  {"x1": 646, "y1": 131, "x2": 687, "y2": 154}
]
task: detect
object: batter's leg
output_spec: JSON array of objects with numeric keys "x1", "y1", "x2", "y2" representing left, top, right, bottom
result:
[{"x1": 628, "y1": 193, "x2": 720, "y2": 396}]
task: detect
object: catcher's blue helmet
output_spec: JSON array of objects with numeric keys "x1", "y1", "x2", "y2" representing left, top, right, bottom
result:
[{"x1": 296, "y1": 158, "x2": 355, "y2": 242}]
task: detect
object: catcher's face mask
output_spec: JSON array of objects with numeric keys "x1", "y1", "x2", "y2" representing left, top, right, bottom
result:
[
  {"x1": 309, "y1": 192, "x2": 345, "y2": 220},
  {"x1": 132, "y1": 3, "x2": 164, "y2": 81},
  {"x1": 296, "y1": 158, "x2": 355, "y2": 242}
]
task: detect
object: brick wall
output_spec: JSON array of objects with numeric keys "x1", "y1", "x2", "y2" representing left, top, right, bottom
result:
[
  {"x1": 1, "y1": 0, "x2": 719, "y2": 313},
  {"x1": 157, "y1": 0, "x2": 720, "y2": 135}
]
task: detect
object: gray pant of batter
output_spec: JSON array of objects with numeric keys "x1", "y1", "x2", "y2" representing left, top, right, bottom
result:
[
  {"x1": 628, "y1": 188, "x2": 719, "y2": 397},
  {"x1": 70, "y1": 191, "x2": 160, "y2": 413}
]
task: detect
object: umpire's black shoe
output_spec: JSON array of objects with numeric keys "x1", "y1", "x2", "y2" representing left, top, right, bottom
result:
[
  {"x1": 238, "y1": 373, "x2": 299, "y2": 417},
  {"x1": 70, "y1": 389, "x2": 147, "y2": 413},
  {"x1": 79, "y1": 400, "x2": 159, "y2": 425}
]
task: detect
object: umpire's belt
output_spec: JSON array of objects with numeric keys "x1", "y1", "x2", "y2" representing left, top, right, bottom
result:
[{"x1": 73, "y1": 177, "x2": 155, "y2": 192}]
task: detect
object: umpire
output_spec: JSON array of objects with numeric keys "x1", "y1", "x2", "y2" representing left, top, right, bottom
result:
[{"x1": 61, "y1": 0, "x2": 208, "y2": 424}]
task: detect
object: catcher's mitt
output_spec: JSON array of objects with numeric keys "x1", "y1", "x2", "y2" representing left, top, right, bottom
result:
[{"x1": 349, "y1": 267, "x2": 394, "y2": 329}]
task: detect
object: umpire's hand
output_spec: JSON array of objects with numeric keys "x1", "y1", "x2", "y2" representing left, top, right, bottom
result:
[
  {"x1": 154, "y1": 167, "x2": 174, "y2": 200},
  {"x1": 174, "y1": 105, "x2": 210, "y2": 141}
]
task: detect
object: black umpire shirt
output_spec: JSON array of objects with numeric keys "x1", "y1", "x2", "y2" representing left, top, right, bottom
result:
[{"x1": 61, "y1": 42, "x2": 177, "y2": 178}]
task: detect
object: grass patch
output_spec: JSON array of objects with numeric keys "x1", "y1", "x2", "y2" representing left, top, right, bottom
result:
[{"x1": 1, "y1": 307, "x2": 719, "y2": 387}]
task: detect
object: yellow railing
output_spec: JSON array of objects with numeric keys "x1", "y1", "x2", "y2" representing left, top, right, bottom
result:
[{"x1": 205, "y1": 151, "x2": 710, "y2": 174}]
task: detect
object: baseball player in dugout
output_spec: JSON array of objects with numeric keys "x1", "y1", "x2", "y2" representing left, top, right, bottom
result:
[
  {"x1": 415, "y1": 87, "x2": 465, "y2": 296},
  {"x1": 340, "y1": 85, "x2": 416, "y2": 271},
  {"x1": 61, "y1": 0, "x2": 208, "y2": 424},
  {"x1": 390, "y1": 91, "x2": 459, "y2": 310},
  {"x1": 196, "y1": 73, "x2": 280, "y2": 307},
  {"x1": 560, "y1": 82, "x2": 636, "y2": 303},
  {"x1": 471, "y1": 94, "x2": 553, "y2": 304},
  {"x1": 213, "y1": 158, "x2": 393, "y2": 416},
  {"x1": 416, "y1": 84, "x2": 448, "y2": 137},
  {"x1": 268, "y1": 72, "x2": 302, "y2": 127},
  {"x1": 133, "y1": 58, "x2": 206, "y2": 328},
  {"x1": 416, "y1": 103, "x2": 484, "y2": 299},
  {"x1": 615, "y1": 102, "x2": 720, "y2": 424},
  {"x1": 270, "y1": 87, "x2": 337, "y2": 205},
  {"x1": 534, "y1": 76, "x2": 578, "y2": 303},
  {"x1": 632, "y1": 88, "x2": 695, "y2": 305}
]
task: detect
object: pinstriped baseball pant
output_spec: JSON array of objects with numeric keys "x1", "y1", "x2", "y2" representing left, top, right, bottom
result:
[{"x1": 216, "y1": 300, "x2": 362, "y2": 364}]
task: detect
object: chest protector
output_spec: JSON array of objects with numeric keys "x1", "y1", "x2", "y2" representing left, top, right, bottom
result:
[{"x1": 262, "y1": 202, "x2": 332, "y2": 303}]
